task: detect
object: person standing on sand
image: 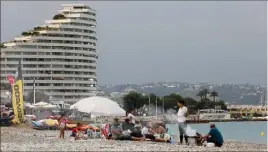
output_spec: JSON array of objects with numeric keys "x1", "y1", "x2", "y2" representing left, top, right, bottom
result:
[
  {"x1": 127, "y1": 108, "x2": 137, "y2": 125},
  {"x1": 58, "y1": 114, "x2": 66, "y2": 139},
  {"x1": 177, "y1": 99, "x2": 189, "y2": 144}
]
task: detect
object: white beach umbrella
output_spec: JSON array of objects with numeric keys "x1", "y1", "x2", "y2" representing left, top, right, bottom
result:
[
  {"x1": 33, "y1": 101, "x2": 49, "y2": 107},
  {"x1": 28, "y1": 105, "x2": 36, "y2": 108},
  {"x1": 43, "y1": 104, "x2": 58, "y2": 109},
  {"x1": 70, "y1": 96, "x2": 126, "y2": 117}
]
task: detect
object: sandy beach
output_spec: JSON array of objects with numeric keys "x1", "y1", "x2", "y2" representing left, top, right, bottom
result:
[{"x1": 1, "y1": 127, "x2": 267, "y2": 151}]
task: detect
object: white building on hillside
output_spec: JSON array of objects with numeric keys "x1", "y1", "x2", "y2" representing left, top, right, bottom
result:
[{"x1": 1, "y1": 4, "x2": 98, "y2": 103}]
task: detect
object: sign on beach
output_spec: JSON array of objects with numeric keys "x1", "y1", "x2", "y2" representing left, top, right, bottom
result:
[{"x1": 12, "y1": 80, "x2": 24, "y2": 124}]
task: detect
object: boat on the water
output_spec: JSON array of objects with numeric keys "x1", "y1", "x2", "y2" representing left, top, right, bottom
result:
[{"x1": 198, "y1": 109, "x2": 231, "y2": 120}]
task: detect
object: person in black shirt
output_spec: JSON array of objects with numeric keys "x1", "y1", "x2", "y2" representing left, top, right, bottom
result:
[{"x1": 122, "y1": 118, "x2": 134, "y2": 131}]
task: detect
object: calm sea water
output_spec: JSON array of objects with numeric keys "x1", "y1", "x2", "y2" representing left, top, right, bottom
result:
[{"x1": 166, "y1": 121, "x2": 267, "y2": 144}]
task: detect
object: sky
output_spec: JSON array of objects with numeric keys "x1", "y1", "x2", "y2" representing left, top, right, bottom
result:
[{"x1": 1, "y1": 1, "x2": 267, "y2": 86}]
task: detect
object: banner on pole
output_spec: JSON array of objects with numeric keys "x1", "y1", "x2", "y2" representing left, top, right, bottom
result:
[{"x1": 12, "y1": 80, "x2": 24, "y2": 124}]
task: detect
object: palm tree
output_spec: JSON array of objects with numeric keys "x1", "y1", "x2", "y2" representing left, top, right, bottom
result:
[
  {"x1": 203, "y1": 89, "x2": 210, "y2": 99},
  {"x1": 197, "y1": 90, "x2": 204, "y2": 100},
  {"x1": 210, "y1": 91, "x2": 219, "y2": 102},
  {"x1": 197, "y1": 89, "x2": 210, "y2": 100},
  {"x1": 0, "y1": 43, "x2": 6, "y2": 48}
]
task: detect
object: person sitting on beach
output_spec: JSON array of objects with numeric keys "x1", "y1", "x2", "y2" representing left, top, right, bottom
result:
[
  {"x1": 70, "y1": 122, "x2": 87, "y2": 140},
  {"x1": 70, "y1": 122, "x2": 82, "y2": 137},
  {"x1": 122, "y1": 118, "x2": 134, "y2": 132},
  {"x1": 110, "y1": 118, "x2": 144, "y2": 141},
  {"x1": 122, "y1": 118, "x2": 134, "y2": 136},
  {"x1": 201, "y1": 124, "x2": 224, "y2": 147}
]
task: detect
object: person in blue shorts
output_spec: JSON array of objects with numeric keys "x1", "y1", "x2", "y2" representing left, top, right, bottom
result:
[{"x1": 202, "y1": 124, "x2": 224, "y2": 147}]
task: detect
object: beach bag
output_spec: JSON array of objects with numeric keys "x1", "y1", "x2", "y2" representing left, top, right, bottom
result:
[
  {"x1": 154, "y1": 133, "x2": 171, "y2": 140},
  {"x1": 206, "y1": 143, "x2": 215, "y2": 147}
]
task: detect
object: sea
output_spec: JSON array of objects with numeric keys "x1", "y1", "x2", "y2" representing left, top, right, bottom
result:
[{"x1": 166, "y1": 121, "x2": 267, "y2": 144}]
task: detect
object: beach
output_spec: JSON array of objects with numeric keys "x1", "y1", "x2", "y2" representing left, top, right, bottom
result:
[{"x1": 1, "y1": 127, "x2": 267, "y2": 151}]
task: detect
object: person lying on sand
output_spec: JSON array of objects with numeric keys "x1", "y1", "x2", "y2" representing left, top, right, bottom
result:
[
  {"x1": 150, "y1": 123, "x2": 166, "y2": 135},
  {"x1": 110, "y1": 118, "x2": 144, "y2": 141},
  {"x1": 201, "y1": 124, "x2": 224, "y2": 147},
  {"x1": 135, "y1": 123, "x2": 170, "y2": 143}
]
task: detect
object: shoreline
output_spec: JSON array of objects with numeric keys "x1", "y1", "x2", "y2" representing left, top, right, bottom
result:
[
  {"x1": 1, "y1": 127, "x2": 267, "y2": 151},
  {"x1": 71, "y1": 118, "x2": 267, "y2": 125},
  {"x1": 185, "y1": 119, "x2": 267, "y2": 124}
]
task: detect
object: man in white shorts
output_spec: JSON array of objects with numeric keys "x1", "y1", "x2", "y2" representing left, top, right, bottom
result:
[{"x1": 177, "y1": 99, "x2": 188, "y2": 144}]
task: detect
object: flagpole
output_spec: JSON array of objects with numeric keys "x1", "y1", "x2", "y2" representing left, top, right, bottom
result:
[
  {"x1": 156, "y1": 97, "x2": 158, "y2": 118},
  {"x1": 33, "y1": 78, "x2": 36, "y2": 104},
  {"x1": 148, "y1": 95, "x2": 150, "y2": 116},
  {"x1": 162, "y1": 97, "x2": 164, "y2": 115}
]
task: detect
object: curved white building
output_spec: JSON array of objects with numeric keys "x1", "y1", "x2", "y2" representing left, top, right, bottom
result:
[{"x1": 0, "y1": 4, "x2": 98, "y2": 103}]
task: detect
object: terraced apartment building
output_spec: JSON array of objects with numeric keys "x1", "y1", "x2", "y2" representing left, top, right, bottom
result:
[{"x1": 0, "y1": 4, "x2": 98, "y2": 103}]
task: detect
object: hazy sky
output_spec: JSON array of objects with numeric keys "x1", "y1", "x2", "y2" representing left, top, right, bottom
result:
[{"x1": 1, "y1": 1, "x2": 267, "y2": 85}]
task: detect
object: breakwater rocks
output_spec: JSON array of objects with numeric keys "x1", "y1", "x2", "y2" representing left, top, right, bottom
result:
[{"x1": 1, "y1": 127, "x2": 267, "y2": 151}]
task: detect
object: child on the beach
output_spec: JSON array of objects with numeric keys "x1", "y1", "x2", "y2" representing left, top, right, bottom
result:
[{"x1": 59, "y1": 114, "x2": 66, "y2": 139}]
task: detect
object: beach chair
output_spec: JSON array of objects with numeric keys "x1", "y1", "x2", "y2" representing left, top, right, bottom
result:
[{"x1": 101, "y1": 123, "x2": 112, "y2": 140}]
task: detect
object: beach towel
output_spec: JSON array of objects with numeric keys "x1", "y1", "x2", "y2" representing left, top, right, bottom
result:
[
  {"x1": 32, "y1": 121, "x2": 41, "y2": 127},
  {"x1": 44, "y1": 119, "x2": 58, "y2": 127},
  {"x1": 154, "y1": 133, "x2": 171, "y2": 140}
]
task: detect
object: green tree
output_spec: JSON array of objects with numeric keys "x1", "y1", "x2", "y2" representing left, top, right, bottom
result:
[
  {"x1": 197, "y1": 89, "x2": 210, "y2": 100},
  {"x1": 197, "y1": 90, "x2": 204, "y2": 99},
  {"x1": 215, "y1": 100, "x2": 227, "y2": 110},
  {"x1": 123, "y1": 91, "x2": 145, "y2": 112},
  {"x1": 162, "y1": 93, "x2": 183, "y2": 110},
  {"x1": 210, "y1": 91, "x2": 219, "y2": 102},
  {"x1": 0, "y1": 43, "x2": 6, "y2": 48},
  {"x1": 184, "y1": 97, "x2": 198, "y2": 114},
  {"x1": 196, "y1": 98, "x2": 214, "y2": 109},
  {"x1": 53, "y1": 14, "x2": 66, "y2": 20}
]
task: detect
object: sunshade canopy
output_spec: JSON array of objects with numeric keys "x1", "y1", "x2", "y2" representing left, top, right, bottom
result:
[{"x1": 70, "y1": 96, "x2": 125, "y2": 117}]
